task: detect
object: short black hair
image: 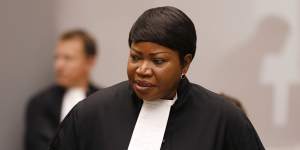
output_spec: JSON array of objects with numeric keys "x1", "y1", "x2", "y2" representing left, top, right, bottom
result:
[
  {"x1": 60, "y1": 29, "x2": 97, "y2": 57},
  {"x1": 128, "y1": 6, "x2": 197, "y2": 64}
]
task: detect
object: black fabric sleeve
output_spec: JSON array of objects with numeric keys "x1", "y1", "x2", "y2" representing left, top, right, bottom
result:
[
  {"x1": 224, "y1": 107, "x2": 265, "y2": 150},
  {"x1": 25, "y1": 96, "x2": 55, "y2": 150},
  {"x1": 48, "y1": 104, "x2": 80, "y2": 150}
]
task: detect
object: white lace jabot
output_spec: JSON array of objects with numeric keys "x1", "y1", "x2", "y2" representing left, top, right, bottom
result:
[
  {"x1": 60, "y1": 88, "x2": 86, "y2": 121},
  {"x1": 128, "y1": 94, "x2": 177, "y2": 150}
]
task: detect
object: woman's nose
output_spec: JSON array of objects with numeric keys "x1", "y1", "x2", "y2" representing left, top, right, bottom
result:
[{"x1": 136, "y1": 61, "x2": 152, "y2": 76}]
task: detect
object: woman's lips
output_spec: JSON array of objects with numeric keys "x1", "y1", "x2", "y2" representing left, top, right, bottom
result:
[
  {"x1": 136, "y1": 80, "x2": 155, "y2": 87},
  {"x1": 133, "y1": 80, "x2": 155, "y2": 92}
]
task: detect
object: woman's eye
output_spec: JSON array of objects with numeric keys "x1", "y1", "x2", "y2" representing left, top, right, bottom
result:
[
  {"x1": 153, "y1": 59, "x2": 165, "y2": 65},
  {"x1": 130, "y1": 55, "x2": 141, "y2": 62}
]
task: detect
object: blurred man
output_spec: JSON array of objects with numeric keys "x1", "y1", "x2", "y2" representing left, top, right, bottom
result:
[{"x1": 25, "y1": 29, "x2": 100, "y2": 150}]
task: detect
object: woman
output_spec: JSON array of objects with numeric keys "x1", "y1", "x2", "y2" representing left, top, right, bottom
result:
[{"x1": 49, "y1": 6, "x2": 265, "y2": 150}]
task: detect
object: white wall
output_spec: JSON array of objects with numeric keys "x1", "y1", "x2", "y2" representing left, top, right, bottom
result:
[{"x1": 0, "y1": 0, "x2": 58, "y2": 150}]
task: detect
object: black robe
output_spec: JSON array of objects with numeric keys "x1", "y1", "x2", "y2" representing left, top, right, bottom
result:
[
  {"x1": 25, "y1": 84, "x2": 99, "y2": 150},
  {"x1": 49, "y1": 78, "x2": 265, "y2": 150}
]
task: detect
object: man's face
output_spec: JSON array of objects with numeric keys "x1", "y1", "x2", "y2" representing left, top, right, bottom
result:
[
  {"x1": 127, "y1": 42, "x2": 189, "y2": 101},
  {"x1": 54, "y1": 39, "x2": 93, "y2": 88}
]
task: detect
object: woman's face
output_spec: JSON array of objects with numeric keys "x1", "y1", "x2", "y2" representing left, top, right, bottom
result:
[{"x1": 127, "y1": 42, "x2": 189, "y2": 101}]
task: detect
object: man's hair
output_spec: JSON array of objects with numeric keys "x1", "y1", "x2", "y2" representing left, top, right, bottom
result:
[
  {"x1": 220, "y1": 93, "x2": 247, "y2": 115},
  {"x1": 128, "y1": 6, "x2": 197, "y2": 65},
  {"x1": 60, "y1": 29, "x2": 97, "y2": 57}
]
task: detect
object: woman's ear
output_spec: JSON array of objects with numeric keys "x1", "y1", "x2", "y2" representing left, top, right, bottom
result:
[{"x1": 182, "y1": 54, "x2": 193, "y2": 75}]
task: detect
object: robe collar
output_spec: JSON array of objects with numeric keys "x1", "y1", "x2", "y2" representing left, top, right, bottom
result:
[
  {"x1": 130, "y1": 76, "x2": 192, "y2": 111},
  {"x1": 56, "y1": 82, "x2": 99, "y2": 96}
]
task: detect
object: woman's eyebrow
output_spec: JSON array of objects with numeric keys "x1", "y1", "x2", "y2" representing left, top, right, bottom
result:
[
  {"x1": 131, "y1": 47, "x2": 169, "y2": 56},
  {"x1": 149, "y1": 52, "x2": 169, "y2": 56},
  {"x1": 130, "y1": 48, "x2": 142, "y2": 54}
]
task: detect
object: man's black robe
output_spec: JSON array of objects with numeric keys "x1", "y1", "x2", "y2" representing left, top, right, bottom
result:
[
  {"x1": 25, "y1": 84, "x2": 99, "y2": 150},
  {"x1": 49, "y1": 78, "x2": 265, "y2": 150}
]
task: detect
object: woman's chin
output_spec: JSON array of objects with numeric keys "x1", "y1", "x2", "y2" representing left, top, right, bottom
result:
[{"x1": 134, "y1": 91, "x2": 157, "y2": 101}]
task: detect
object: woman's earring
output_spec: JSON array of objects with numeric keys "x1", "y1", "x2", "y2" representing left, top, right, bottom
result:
[{"x1": 181, "y1": 73, "x2": 185, "y2": 79}]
